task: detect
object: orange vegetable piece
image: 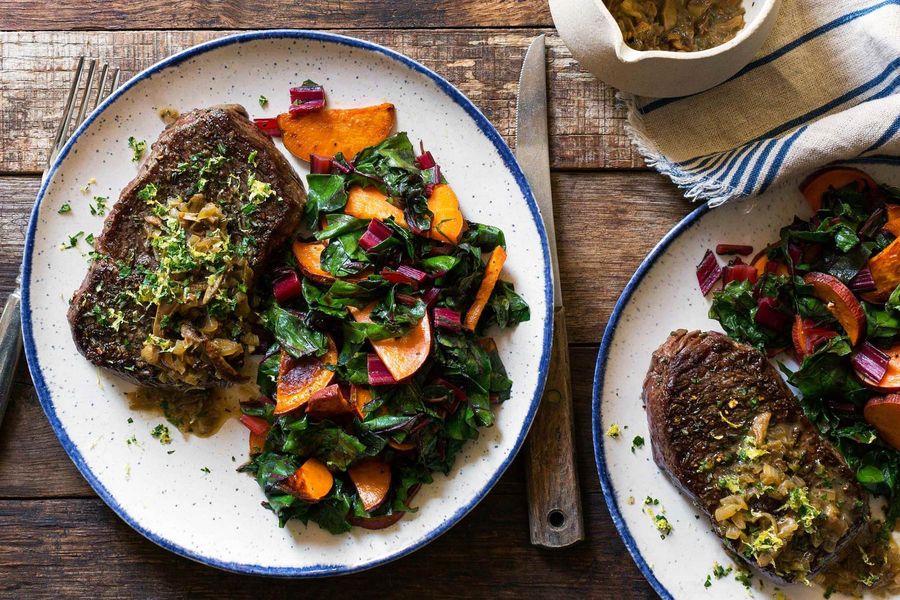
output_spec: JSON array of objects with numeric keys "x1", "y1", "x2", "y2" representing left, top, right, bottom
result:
[
  {"x1": 426, "y1": 184, "x2": 465, "y2": 244},
  {"x1": 464, "y1": 246, "x2": 508, "y2": 331},
  {"x1": 289, "y1": 458, "x2": 334, "y2": 502},
  {"x1": 306, "y1": 384, "x2": 355, "y2": 420},
  {"x1": 348, "y1": 303, "x2": 431, "y2": 381},
  {"x1": 348, "y1": 458, "x2": 392, "y2": 511},
  {"x1": 277, "y1": 103, "x2": 396, "y2": 162},
  {"x1": 344, "y1": 186, "x2": 407, "y2": 227},
  {"x1": 802, "y1": 272, "x2": 866, "y2": 346},
  {"x1": 884, "y1": 205, "x2": 900, "y2": 237},
  {"x1": 249, "y1": 431, "x2": 266, "y2": 455},
  {"x1": 275, "y1": 337, "x2": 338, "y2": 415},
  {"x1": 800, "y1": 167, "x2": 879, "y2": 212},
  {"x1": 864, "y1": 394, "x2": 900, "y2": 450},
  {"x1": 351, "y1": 385, "x2": 373, "y2": 419},
  {"x1": 292, "y1": 241, "x2": 333, "y2": 283},
  {"x1": 862, "y1": 236, "x2": 900, "y2": 303}
]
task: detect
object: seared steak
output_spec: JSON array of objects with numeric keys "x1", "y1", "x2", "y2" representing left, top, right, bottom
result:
[
  {"x1": 68, "y1": 105, "x2": 305, "y2": 391},
  {"x1": 643, "y1": 330, "x2": 868, "y2": 583}
]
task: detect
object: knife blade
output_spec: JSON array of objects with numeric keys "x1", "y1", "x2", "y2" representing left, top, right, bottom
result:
[{"x1": 516, "y1": 34, "x2": 585, "y2": 548}]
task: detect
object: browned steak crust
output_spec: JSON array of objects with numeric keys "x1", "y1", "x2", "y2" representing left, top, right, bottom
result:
[
  {"x1": 68, "y1": 105, "x2": 305, "y2": 391},
  {"x1": 643, "y1": 330, "x2": 868, "y2": 582}
]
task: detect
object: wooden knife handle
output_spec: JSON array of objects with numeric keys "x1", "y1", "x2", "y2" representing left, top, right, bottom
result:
[{"x1": 525, "y1": 305, "x2": 584, "y2": 547}]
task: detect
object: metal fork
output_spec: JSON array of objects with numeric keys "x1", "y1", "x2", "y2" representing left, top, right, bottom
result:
[{"x1": 0, "y1": 57, "x2": 121, "y2": 428}]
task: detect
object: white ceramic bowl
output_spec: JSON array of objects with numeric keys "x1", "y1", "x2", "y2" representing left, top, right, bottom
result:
[
  {"x1": 550, "y1": 0, "x2": 782, "y2": 98},
  {"x1": 21, "y1": 30, "x2": 553, "y2": 576}
]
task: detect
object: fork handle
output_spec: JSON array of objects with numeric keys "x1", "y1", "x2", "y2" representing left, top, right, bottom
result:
[{"x1": 0, "y1": 289, "x2": 23, "y2": 426}]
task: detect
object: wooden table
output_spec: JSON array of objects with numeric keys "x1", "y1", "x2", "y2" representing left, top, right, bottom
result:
[{"x1": 0, "y1": 3, "x2": 694, "y2": 597}]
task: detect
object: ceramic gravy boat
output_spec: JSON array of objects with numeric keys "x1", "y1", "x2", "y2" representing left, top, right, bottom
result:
[{"x1": 550, "y1": 0, "x2": 782, "y2": 98}]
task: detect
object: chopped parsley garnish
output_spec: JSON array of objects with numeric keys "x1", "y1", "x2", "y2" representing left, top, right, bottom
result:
[
  {"x1": 703, "y1": 575, "x2": 712, "y2": 588},
  {"x1": 653, "y1": 514, "x2": 672, "y2": 539},
  {"x1": 258, "y1": 95, "x2": 268, "y2": 108},
  {"x1": 247, "y1": 150, "x2": 258, "y2": 165},
  {"x1": 734, "y1": 569, "x2": 753, "y2": 589},
  {"x1": 606, "y1": 423, "x2": 621, "y2": 438},
  {"x1": 126, "y1": 435, "x2": 138, "y2": 446},
  {"x1": 90, "y1": 195, "x2": 108, "y2": 216},
  {"x1": 85, "y1": 233, "x2": 95, "y2": 246},
  {"x1": 712, "y1": 562, "x2": 732, "y2": 579},
  {"x1": 631, "y1": 435, "x2": 645, "y2": 452},
  {"x1": 151, "y1": 424, "x2": 172, "y2": 445},
  {"x1": 201, "y1": 466, "x2": 211, "y2": 474},
  {"x1": 128, "y1": 136, "x2": 147, "y2": 162},
  {"x1": 60, "y1": 231, "x2": 84, "y2": 250},
  {"x1": 127, "y1": 417, "x2": 133, "y2": 424},
  {"x1": 58, "y1": 203, "x2": 72, "y2": 214}
]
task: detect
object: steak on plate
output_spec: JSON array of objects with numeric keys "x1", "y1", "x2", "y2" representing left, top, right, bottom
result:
[
  {"x1": 68, "y1": 104, "x2": 305, "y2": 391},
  {"x1": 643, "y1": 330, "x2": 868, "y2": 583}
]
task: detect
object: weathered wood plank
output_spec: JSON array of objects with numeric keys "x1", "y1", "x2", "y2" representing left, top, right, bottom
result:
[
  {"x1": 0, "y1": 0, "x2": 553, "y2": 31},
  {"x1": 0, "y1": 30, "x2": 643, "y2": 173},
  {"x1": 0, "y1": 494, "x2": 655, "y2": 599},
  {"x1": 0, "y1": 172, "x2": 692, "y2": 346}
]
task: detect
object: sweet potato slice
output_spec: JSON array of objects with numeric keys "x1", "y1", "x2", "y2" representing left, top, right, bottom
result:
[
  {"x1": 864, "y1": 395, "x2": 900, "y2": 450},
  {"x1": 289, "y1": 457, "x2": 334, "y2": 502},
  {"x1": 464, "y1": 246, "x2": 507, "y2": 331},
  {"x1": 348, "y1": 458, "x2": 392, "y2": 511},
  {"x1": 306, "y1": 384, "x2": 355, "y2": 421},
  {"x1": 277, "y1": 103, "x2": 396, "y2": 162},
  {"x1": 275, "y1": 337, "x2": 338, "y2": 415},
  {"x1": 862, "y1": 236, "x2": 900, "y2": 303},
  {"x1": 803, "y1": 272, "x2": 866, "y2": 345},
  {"x1": 426, "y1": 184, "x2": 464, "y2": 244},
  {"x1": 348, "y1": 303, "x2": 431, "y2": 381},
  {"x1": 347, "y1": 485, "x2": 420, "y2": 529},
  {"x1": 345, "y1": 186, "x2": 407, "y2": 227},
  {"x1": 292, "y1": 241, "x2": 333, "y2": 284},
  {"x1": 351, "y1": 385, "x2": 373, "y2": 419},
  {"x1": 800, "y1": 167, "x2": 879, "y2": 212},
  {"x1": 249, "y1": 431, "x2": 267, "y2": 455},
  {"x1": 884, "y1": 205, "x2": 900, "y2": 237}
]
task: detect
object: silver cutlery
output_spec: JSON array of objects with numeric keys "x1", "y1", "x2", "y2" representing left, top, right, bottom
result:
[
  {"x1": 0, "y1": 57, "x2": 120, "y2": 427},
  {"x1": 517, "y1": 35, "x2": 585, "y2": 548}
]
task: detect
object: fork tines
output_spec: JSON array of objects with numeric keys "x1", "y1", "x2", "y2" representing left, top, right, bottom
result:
[{"x1": 49, "y1": 57, "x2": 121, "y2": 167}]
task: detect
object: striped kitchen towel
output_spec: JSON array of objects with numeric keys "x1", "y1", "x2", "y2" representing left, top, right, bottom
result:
[{"x1": 622, "y1": 0, "x2": 900, "y2": 206}]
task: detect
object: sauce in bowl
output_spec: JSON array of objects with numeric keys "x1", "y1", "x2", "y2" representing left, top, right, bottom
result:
[{"x1": 605, "y1": 0, "x2": 745, "y2": 52}]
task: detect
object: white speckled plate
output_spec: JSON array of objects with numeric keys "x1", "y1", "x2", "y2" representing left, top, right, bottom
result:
[
  {"x1": 21, "y1": 31, "x2": 552, "y2": 576},
  {"x1": 593, "y1": 164, "x2": 899, "y2": 599}
]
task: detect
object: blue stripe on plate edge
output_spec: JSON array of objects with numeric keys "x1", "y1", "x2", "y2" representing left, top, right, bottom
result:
[
  {"x1": 591, "y1": 202, "x2": 709, "y2": 600},
  {"x1": 20, "y1": 30, "x2": 554, "y2": 578}
]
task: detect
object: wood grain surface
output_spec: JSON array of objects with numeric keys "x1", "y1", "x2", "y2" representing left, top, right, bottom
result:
[
  {"x1": 0, "y1": 30, "x2": 643, "y2": 173},
  {"x1": 0, "y1": 1, "x2": 553, "y2": 31},
  {"x1": 0, "y1": 6, "x2": 700, "y2": 597}
]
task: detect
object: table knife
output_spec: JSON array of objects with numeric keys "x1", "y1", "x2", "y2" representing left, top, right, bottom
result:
[{"x1": 516, "y1": 34, "x2": 585, "y2": 548}]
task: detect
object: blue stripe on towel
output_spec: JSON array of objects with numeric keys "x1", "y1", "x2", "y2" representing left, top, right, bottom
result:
[
  {"x1": 757, "y1": 125, "x2": 809, "y2": 194},
  {"x1": 640, "y1": 0, "x2": 900, "y2": 115},
  {"x1": 741, "y1": 138, "x2": 781, "y2": 195},
  {"x1": 672, "y1": 62, "x2": 898, "y2": 174},
  {"x1": 864, "y1": 113, "x2": 900, "y2": 153}
]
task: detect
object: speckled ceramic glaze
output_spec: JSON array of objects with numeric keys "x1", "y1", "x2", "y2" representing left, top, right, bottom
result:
[
  {"x1": 21, "y1": 31, "x2": 552, "y2": 576},
  {"x1": 593, "y1": 164, "x2": 898, "y2": 599}
]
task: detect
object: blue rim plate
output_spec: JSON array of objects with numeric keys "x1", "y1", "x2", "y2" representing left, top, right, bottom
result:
[
  {"x1": 592, "y1": 163, "x2": 898, "y2": 598},
  {"x1": 21, "y1": 30, "x2": 553, "y2": 577}
]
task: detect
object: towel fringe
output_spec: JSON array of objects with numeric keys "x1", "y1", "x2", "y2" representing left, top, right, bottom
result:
[{"x1": 617, "y1": 93, "x2": 747, "y2": 208}]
